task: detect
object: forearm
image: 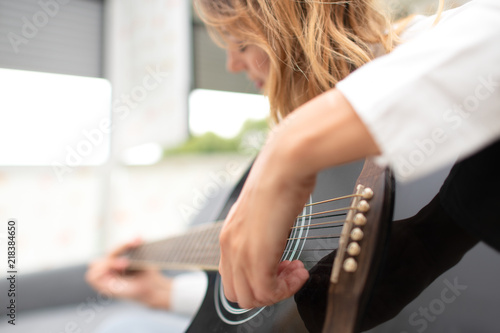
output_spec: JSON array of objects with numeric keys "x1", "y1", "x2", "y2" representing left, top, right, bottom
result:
[{"x1": 270, "y1": 89, "x2": 380, "y2": 179}]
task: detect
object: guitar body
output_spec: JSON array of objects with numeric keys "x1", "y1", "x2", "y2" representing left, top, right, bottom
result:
[
  {"x1": 188, "y1": 271, "x2": 307, "y2": 332},
  {"x1": 187, "y1": 159, "x2": 394, "y2": 333}
]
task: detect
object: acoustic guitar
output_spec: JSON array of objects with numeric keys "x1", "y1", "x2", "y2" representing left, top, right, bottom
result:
[{"x1": 126, "y1": 158, "x2": 394, "y2": 333}]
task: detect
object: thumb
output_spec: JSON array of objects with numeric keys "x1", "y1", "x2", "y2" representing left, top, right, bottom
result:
[{"x1": 275, "y1": 260, "x2": 309, "y2": 301}]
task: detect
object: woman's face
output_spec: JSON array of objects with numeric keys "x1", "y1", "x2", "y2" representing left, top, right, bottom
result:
[{"x1": 226, "y1": 42, "x2": 270, "y2": 91}]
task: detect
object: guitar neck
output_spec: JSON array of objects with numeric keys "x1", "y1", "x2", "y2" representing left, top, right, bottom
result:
[{"x1": 127, "y1": 221, "x2": 224, "y2": 271}]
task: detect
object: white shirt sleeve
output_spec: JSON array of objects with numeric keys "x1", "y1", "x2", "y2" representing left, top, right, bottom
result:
[
  {"x1": 170, "y1": 271, "x2": 208, "y2": 316},
  {"x1": 336, "y1": 0, "x2": 500, "y2": 181}
]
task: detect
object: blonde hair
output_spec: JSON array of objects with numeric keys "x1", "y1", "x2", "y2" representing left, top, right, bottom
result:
[
  {"x1": 434, "y1": 0, "x2": 446, "y2": 25},
  {"x1": 195, "y1": 0, "x2": 444, "y2": 123}
]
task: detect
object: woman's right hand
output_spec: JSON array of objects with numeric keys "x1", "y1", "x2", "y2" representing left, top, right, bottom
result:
[{"x1": 85, "y1": 238, "x2": 173, "y2": 310}]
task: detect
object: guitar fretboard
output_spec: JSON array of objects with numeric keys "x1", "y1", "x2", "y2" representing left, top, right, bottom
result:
[{"x1": 127, "y1": 221, "x2": 224, "y2": 271}]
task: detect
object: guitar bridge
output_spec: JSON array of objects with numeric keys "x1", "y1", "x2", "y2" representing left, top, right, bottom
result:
[{"x1": 331, "y1": 184, "x2": 373, "y2": 283}]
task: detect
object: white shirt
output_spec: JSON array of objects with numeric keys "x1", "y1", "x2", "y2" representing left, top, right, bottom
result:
[
  {"x1": 170, "y1": 271, "x2": 208, "y2": 316},
  {"x1": 336, "y1": 0, "x2": 500, "y2": 181}
]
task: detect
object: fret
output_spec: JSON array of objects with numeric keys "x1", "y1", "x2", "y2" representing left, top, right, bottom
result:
[
  {"x1": 207, "y1": 223, "x2": 220, "y2": 265},
  {"x1": 193, "y1": 227, "x2": 207, "y2": 266},
  {"x1": 184, "y1": 228, "x2": 199, "y2": 267},
  {"x1": 167, "y1": 235, "x2": 180, "y2": 264},
  {"x1": 127, "y1": 221, "x2": 224, "y2": 271},
  {"x1": 211, "y1": 222, "x2": 223, "y2": 265},
  {"x1": 207, "y1": 224, "x2": 216, "y2": 266},
  {"x1": 202, "y1": 225, "x2": 214, "y2": 266}
]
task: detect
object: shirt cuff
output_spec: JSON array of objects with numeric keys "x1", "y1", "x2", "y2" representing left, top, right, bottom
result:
[{"x1": 170, "y1": 271, "x2": 208, "y2": 316}]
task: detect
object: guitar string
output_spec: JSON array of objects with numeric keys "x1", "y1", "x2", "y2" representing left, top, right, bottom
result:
[
  {"x1": 134, "y1": 193, "x2": 354, "y2": 245},
  {"x1": 296, "y1": 206, "x2": 355, "y2": 219},
  {"x1": 135, "y1": 211, "x2": 347, "y2": 254},
  {"x1": 134, "y1": 206, "x2": 349, "y2": 250},
  {"x1": 129, "y1": 193, "x2": 358, "y2": 264},
  {"x1": 131, "y1": 212, "x2": 347, "y2": 259},
  {"x1": 132, "y1": 222, "x2": 343, "y2": 260},
  {"x1": 287, "y1": 234, "x2": 341, "y2": 241},
  {"x1": 133, "y1": 227, "x2": 343, "y2": 259},
  {"x1": 284, "y1": 248, "x2": 338, "y2": 252},
  {"x1": 304, "y1": 193, "x2": 363, "y2": 207},
  {"x1": 291, "y1": 219, "x2": 346, "y2": 229},
  {"x1": 308, "y1": 212, "x2": 347, "y2": 220}
]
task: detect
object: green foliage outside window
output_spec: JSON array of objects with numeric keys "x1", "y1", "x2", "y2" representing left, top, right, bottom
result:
[{"x1": 164, "y1": 118, "x2": 269, "y2": 155}]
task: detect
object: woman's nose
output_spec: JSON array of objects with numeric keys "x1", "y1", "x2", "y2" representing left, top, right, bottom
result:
[{"x1": 226, "y1": 49, "x2": 246, "y2": 73}]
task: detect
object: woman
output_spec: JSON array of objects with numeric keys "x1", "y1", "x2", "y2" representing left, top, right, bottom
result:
[
  {"x1": 193, "y1": 0, "x2": 500, "y2": 310},
  {"x1": 89, "y1": 0, "x2": 399, "y2": 309},
  {"x1": 88, "y1": 0, "x2": 500, "y2": 330},
  {"x1": 88, "y1": 1, "x2": 401, "y2": 330}
]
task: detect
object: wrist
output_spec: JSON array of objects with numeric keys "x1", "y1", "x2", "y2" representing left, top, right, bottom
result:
[
  {"x1": 141, "y1": 275, "x2": 173, "y2": 310},
  {"x1": 275, "y1": 89, "x2": 379, "y2": 177}
]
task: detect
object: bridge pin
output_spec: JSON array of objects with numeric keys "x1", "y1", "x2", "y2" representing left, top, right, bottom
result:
[
  {"x1": 351, "y1": 228, "x2": 364, "y2": 241},
  {"x1": 347, "y1": 242, "x2": 361, "y2": 256},
  {"x1": 357, "y1": 200, "x2": 370, "y2": 212},
  {"x1": 362, "y1": 187, "x2": 374, "y2": 199},
  {"x1": 354, "y1": 213, "x2": 367, "y2": 226},
  {"x1": 343, "y1": 258, "x2": 358, "y2": 272}
]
